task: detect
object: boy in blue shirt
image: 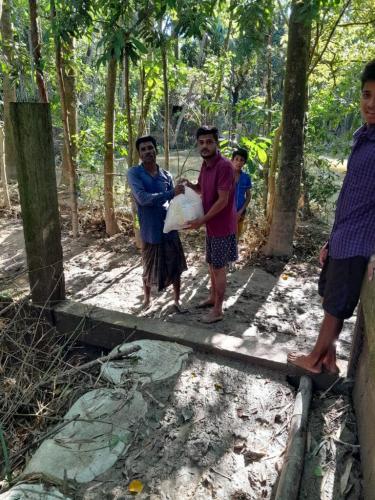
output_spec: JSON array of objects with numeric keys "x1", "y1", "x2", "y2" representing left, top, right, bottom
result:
[{"x1": 232, "y1": 148, "x2": 252, "y2": 239}]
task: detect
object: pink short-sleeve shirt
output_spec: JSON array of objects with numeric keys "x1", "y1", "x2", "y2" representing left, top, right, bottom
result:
[{"x1": 198, "y1": 152, "x2": 236, "y2": 237}]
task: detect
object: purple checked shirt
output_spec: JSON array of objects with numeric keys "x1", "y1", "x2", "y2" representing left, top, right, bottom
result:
[{"x1": 329, "y1": 124, "x2": 375, "y2": 259}]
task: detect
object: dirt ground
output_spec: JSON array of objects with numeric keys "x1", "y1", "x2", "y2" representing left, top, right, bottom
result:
[
  {"x1": 0, "y1": 210, "x2": 364, "y2": 499},
  {"x1": 77, "y1": 351, "x2": 295, "y2": 500},
  {"x1": 300, "y1": 393, "x2": 362, "y2": 500},
  {"x1": 0, "y1": 215, "x2": 355, "y2": 372}
]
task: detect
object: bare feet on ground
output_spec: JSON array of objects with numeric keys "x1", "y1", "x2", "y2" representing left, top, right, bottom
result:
[
  {"x1": 321, "y1": 349, "x2": 340, "y2": 374},
  {"x1": 287, "y1": 351, "x2": 340, "y2": 375},
  {"x1": 196, "y1": 298, "x2": 215, "y2": 309},
  {"x1": 173, "y1": 301, "x2": 188, "y2": 314},
  {"x1": 287, "y1": 352, "x2": 322, "y2": 374},
  {"x1": 201, "y1": 311, "x2": 224, "y2": 324}
]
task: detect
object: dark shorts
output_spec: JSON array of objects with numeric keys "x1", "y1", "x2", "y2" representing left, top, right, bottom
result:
[
  {"x1": 318, "y1": 256, "x2": 368, "y2": 319},
  {"x1": 142, "y1": 235, "x2": 187, "y2": 291},
  {"x1": 206, "y1": 234, "x2": 238, "y2": 269}
]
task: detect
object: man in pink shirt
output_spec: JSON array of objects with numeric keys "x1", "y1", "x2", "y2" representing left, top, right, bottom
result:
[{"x1": 184, "y1": 126, "x2": 237, "y2": 323}]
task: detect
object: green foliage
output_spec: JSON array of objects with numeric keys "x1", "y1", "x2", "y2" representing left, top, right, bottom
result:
[
  {"x1": 78, "y1": 116, "x2": 106, "y2": 172},
  {"x1": 3, "y1": 0, "x2": 374, "y2": 219},
  {"x1": 304, "y1": 154, "x2": 340, "y2": 213},
  {"x1": 219, "y1": 133, "x2": 271, "y2": 201}
]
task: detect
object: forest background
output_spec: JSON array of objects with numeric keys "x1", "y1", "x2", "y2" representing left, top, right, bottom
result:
[{"x1": 1, "y1": 0, "x2": 375, "y2": 254}]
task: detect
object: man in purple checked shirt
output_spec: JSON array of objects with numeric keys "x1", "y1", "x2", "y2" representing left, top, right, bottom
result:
[{"x1": 288, "y1": 60, "x2": 375, "y2": 374}]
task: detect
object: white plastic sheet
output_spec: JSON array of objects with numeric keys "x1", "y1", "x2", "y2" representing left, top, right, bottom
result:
[{"x1": 163, "y1": 186, "x2": 204, "y2": 233}]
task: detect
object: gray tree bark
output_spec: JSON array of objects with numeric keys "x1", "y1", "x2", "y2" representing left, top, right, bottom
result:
[
  {"x1": 1, "y1": 0, "x2": 17, "y2": 180},
  {"x1": 0, "y1": 123, "x2": 11, "y2": 208},
  {"x1": 161, "y1": 41, "x2": 170, "y2": 169},
  {"x1": 10, "y1": 103, "x2": 65, "y2": 305},
  {"x1": 51, "y1": 0, "x2": 79, "y2": 237},
  {"x1": 28, "y1": 0, "x2": 48, "y2": 103},
  {"x1": 103, "y1": 54, "x2": 120, "y2": 236},
  {"x1": 275, "y1": 376, "x2": 312, "y2": 500},
  {"x1": 264, "y1": 0, "x2": 312, "y2": 256},
  {"x1": 60, "y1": 38, "x2": 78, "y2": 188}
]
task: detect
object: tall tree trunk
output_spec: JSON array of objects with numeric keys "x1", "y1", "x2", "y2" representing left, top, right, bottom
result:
[
  {"x1": 1, "y1": 0, "x2": 17, "y2": 181},
  {"x1": 28, "y1": 0, "x2": 48, "y2": 102},
  {"x1": 301, "y1": 84, "x2": 312, "y2": 218},
  {"x1": 161, "y1": 41, "x2": 169, "y2": 168},
  {"x1": 123, "y1": 48, "x2": 141, "y2": 248},
  {"x1": 137, "y1": 68, "x2": 155, "y2": 139},
  {"x1": 266, "y1": 124, "x2": 282, "y2": 224},
  {"x1": 301, "y1": 161, "x2": 312, "y2": 218},
  {"x1": 263, "y1": 30, "x2": 273, "y2": 213},
  {"x1": 60, "y1": 38, "x2": 78, "y2": 188},
  {"x1": 231, "y1": 85, "x2": 240, "y2": 135},
  {"x1": 103, "y1": 54, "x2": 120, "y2": 236},
  {"x1": 10, "y1": 102, "x2": 65, "y2": 304},
  {"x1": 118, "y1": 63, "x2": 125, "y2": 110},
  {"x1": 0, "y1": 123, "x2": 11, "y2": 208},
  {"x1": 136, "y1": 65, "x2": 145, "y2": 138},
  {"x1": 264, "y1": 0, "x2": 312, "y2": 256},
  {"x1": 51, "y1": 0, "x2": 79, "y2": 237},
  {"x1": 124, "y1": 48, "x2": 134, "y2": 167}
]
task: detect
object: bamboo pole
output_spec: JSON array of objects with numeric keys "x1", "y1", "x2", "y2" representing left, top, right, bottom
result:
[{"x1": 275, "y1": 375, "x2": 312, "y2": 500}]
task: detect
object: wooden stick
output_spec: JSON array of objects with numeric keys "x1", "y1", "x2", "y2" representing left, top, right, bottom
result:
[
  {"x1": 275, "y1": 376, "x2": 312, "y2": 500},
  {"x1": 43, "y1": 344, "x2": 141, "y2": 384}
]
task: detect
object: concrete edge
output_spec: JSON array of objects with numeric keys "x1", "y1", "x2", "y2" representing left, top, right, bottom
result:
[{"x1": 30, "y1": 299, "x2": 347, "y2": 388}]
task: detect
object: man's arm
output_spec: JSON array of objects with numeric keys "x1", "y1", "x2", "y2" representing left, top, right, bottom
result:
[
  {"x1": 237, "y1": 188, "x2": 252, "y2": 217},
  {"x1": 368, "y1": 254, "x2": 375, "y2": 281},
  {"x1": 187, "y1": 190, "x2": 229, "y2": 229},
  {"x1": 178, "y1": 178, "x2": 201, "y2": 194},
  {"x1": 127, "y1": 169, "x2": 180, "y2": 206},
  {"x1": 319, "y1": 241, "x2": 329, "y2": 266}
]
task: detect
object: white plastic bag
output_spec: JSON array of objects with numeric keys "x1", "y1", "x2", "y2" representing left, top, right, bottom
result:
[{"x1": 163, "y1": 186, "x2": 204, "y2": 233}]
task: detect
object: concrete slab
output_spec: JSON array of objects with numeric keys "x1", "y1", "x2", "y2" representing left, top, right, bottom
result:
[
  {"x1": 23, "y1": 389, "x2": 146, "y2": 484},
  {"x1": 101, "y1": 339, "x2": 192, "y2": 385},
  {"x1": 44, "y1": 300, "x2": 291, "y2": 372},
  {"x1": 32, "y1": 300, "x2": 347, "y2": 384}
]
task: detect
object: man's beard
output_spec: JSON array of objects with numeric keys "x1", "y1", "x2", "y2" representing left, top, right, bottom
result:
[{"x1": 200, "y1": 150, "x2": 216, "y2": 158}]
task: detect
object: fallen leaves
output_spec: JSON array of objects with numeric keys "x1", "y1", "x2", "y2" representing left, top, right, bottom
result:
[
  {"x1": 236, "y1": 408, "x2": 250, "y2": 420},
  {"x1": 128, "y1": 479, "x2": 144, "y2": 494},
  {"x1": 340, "y1": 457, "x2": 353, "y2": 495}
]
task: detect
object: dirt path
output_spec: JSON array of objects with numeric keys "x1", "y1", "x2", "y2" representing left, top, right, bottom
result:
[
  {"x1": 0, "y1": 215, "x2": 363, "y2": 499},
  {"x1": 77, "y1": 351, "x2": 295, "y2": 500},
  {"x1": 0, "y1": 217, "x2": 355, "y2": 371}
]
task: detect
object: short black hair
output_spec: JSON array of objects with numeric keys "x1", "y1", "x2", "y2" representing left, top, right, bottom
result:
[
  {"x1": 196, "y1": 126, "x2": 219, "y2": 142},
  {"x1": 232, "y1": 148, "x2": 248, "y2": 162},
  {"x1": 361, "y1": 60, "x2": 375, "y2": 89},
  {"x1": 135, "y1": 135, "x2": 157, "y2": 152}
]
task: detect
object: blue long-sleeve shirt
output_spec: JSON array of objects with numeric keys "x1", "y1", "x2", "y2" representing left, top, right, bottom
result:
[{"x1": 127, "y1": 164, "x2": 178, "y2": 244}]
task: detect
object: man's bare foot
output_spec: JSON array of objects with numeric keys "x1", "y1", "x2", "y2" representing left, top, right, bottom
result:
[
  {"x1": 322, "y1": 353, "x2": 340, "y2": 374},
  {"x1": 173, "y1": 302, "x2": 188, "y2": 314},
  {"x1": 201, "y1": 311, "x2": 223, "y2": 324},
  {"x1": 196, "y1": 299, "x2": 215, "y2": 309},
  {"x1": 287, "y1": 352, "x2": 322, "y2": 374},
  {"x1": 142, "y1": 299, "x2": 151, "y2": 309},
  {"x1": 322, "y1": 362, "x2": 340, "y2": 374}
]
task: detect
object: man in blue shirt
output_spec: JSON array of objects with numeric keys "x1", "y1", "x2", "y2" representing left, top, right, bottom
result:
[
  {"x1": 232, "y1": 148, "x2": 252, "y2": 239},
  {"x1": 288, "y1": 60, "x2": 375, "y2": 374},
  {"x1": 127, "y1": 136, "x2": 187, "y2": 310}
]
